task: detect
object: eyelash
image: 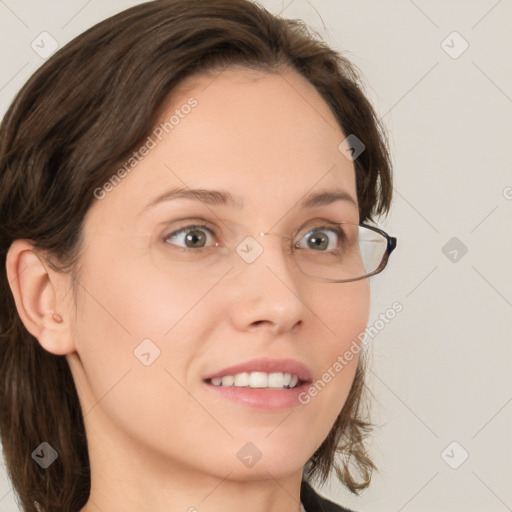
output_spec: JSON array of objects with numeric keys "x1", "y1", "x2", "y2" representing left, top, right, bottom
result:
[
  {"x1": 163, "y1": 220, "x2": 346, "y2": 252},
  {"x1": 163, "y1": 223, "x2": 219, "y2": 252}
]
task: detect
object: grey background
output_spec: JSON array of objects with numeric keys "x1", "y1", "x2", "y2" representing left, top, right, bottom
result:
[{"x1": 1, "y1": 0, "x2": 511, "y2": 511}]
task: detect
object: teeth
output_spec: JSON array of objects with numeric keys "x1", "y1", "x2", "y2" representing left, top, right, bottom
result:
[
  {"x1": 234, "y1": 372, "x2": 250, "y2": 386},
  {"x1": 249, "y1": 371, "x2": 267, "y2": 388},
  {"x1": 209, "y1": 371, "x2": 301, "y2": 389},
  {"x1": 221, "y1": 375, "x2": 234, "y2": 387}
]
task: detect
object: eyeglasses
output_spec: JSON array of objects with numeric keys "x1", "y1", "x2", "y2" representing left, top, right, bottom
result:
[{"x1": 160, "y1": 220, "x2": 397, "y2": 284}]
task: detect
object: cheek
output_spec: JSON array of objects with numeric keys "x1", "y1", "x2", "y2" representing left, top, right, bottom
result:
[
  {"x1": 75, "y1": 244, "x2": 217, "y2": 342},
  {"x1": 70, "y1": 249, "x2": 219, "y2": 449},
  {"x1": 313, "y1": 278, "x2": 370, "y2": 353},
  {"x1": 302, "y1": 279, "x2": 370, "y2": 419},
  {"x1": 71, "y1": 245, "x2": 224, "y2": 400}
]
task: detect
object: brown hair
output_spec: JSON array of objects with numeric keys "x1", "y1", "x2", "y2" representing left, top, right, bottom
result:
[{"x1": 0, "y1": 0, "x2": 392, "y2": 510}]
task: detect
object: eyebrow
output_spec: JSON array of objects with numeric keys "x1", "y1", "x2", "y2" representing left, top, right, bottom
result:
[
  {"x1": 140, "y1": 186, "x2": 358, "y2": 214},
  {"x1": 141, "y1": 187, "x2": 244, "y2": 213}
]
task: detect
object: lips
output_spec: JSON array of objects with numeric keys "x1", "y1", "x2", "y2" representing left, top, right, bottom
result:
[{"x1": 203, "y1": 357, "x2": 313, "y2": 383}]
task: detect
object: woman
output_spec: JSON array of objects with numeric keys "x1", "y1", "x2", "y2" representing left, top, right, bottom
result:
[{"x1": 0, "y1": 1, "x2": 396, "y2": 511}]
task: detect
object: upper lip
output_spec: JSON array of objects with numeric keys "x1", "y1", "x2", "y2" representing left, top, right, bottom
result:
[{"x1": 204, "y1": 357, "x2": 312, "y2": 383}]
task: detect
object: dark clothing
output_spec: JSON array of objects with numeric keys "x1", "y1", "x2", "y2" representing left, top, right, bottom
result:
[{"x1": 300, "y1": 480, "x2": 356, "y2": 512}]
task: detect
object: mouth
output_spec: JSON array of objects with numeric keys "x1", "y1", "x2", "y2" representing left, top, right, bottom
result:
[
  {"x1": 202, "y1": 358, "x2": 312, "y2": 410},
  {"x1": 205, "y1": 371, "x2": 305, "y2": 389}
]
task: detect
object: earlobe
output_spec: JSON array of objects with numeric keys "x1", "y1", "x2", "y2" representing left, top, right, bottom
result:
[{"x1": 5, "y1": 240, "x2": 75, "y2": 356}]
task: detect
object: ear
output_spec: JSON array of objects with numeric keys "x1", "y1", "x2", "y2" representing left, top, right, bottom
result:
[{"x1": 5, "y1": 240, "x2": 76, "y2": 355}]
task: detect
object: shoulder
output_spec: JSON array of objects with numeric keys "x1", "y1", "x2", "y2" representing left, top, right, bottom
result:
[{"x1": 300, "y1": 480, "x2": 357, "y2": 512}]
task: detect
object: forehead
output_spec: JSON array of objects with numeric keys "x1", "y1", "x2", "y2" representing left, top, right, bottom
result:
[{"x1": 87, "y1": 66, "x2": 358, "y2": 227}]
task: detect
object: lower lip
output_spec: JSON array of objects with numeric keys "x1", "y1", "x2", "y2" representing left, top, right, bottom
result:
[{"x1": 204, "y1": 381, "x2": 310, "y2": 411}]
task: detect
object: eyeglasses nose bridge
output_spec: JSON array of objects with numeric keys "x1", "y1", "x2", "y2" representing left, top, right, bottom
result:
[
  {"x1": 257, "y1": 230, "x2": 294, "y2": 249},
  {"x1": 247, "y1": 231, "x2": 297, "y2": 264}
]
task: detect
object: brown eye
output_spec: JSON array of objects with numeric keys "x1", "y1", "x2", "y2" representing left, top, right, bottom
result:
[
  {"x1": 306, "y1": 231, "x2": 329, "y2": 250},
  {"x1": 165, "y1": 225, "x2": 214, "y2": 249},
  {"x1": 296, "y1": 227, "x2": 342, "y2": 251}
]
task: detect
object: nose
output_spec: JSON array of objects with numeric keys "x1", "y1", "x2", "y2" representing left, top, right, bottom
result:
[{"x1": 227, "y1": 233, "x2": 308, "y2": 335}]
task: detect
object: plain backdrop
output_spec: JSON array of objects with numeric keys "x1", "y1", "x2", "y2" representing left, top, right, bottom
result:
[{"x1": 1, "y1": 1, "x2": 511, "y2": 511}]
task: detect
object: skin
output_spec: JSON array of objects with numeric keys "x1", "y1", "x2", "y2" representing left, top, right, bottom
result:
[{"x1": 7, "y1": 66, "x2": 370, "y2": 512}]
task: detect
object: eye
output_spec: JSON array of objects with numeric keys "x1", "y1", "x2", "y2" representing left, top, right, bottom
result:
[
  {"x1": 295, "y1": 226, "x2": 343, "y2": 251},
  {"x1": 164, "y1": 225, "x2": 216, "y2": 250}
]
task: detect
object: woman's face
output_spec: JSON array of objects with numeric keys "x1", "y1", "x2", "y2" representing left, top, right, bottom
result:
[{"x1": 66, "y1": 66, "x2": 370, "y2": 482}]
